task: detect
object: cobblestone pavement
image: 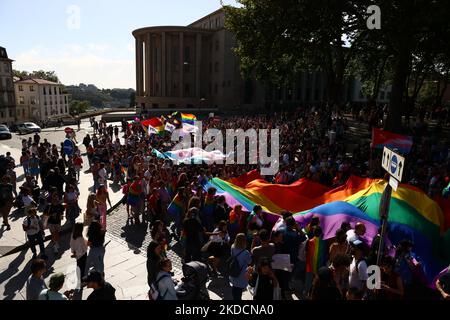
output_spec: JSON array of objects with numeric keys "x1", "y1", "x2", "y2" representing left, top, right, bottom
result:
[{"x1": 107, "y1": 204, "x2": 185, "y2": 277}]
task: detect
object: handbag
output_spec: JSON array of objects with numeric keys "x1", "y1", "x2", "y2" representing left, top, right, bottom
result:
[{"x1": 247, "y1": 274, "x2": 259, "y2": 297}]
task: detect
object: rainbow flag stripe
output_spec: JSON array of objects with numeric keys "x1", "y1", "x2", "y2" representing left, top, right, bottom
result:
[
  {"x1": 181, "y1": 113, "x2": 197, "y2": 125},
  {"x1": 306, "y1": 236, "x2": 327, "y2": 274},
  {"x1": 202, "y1": 174, "x2": 450, "y2": 283},
  {"x1": 168, "y1": 194, "x2": 184, "y2": 218}
]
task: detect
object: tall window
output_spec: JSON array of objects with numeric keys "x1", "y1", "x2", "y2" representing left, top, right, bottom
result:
[
  {"x1": 54, "y1": 87, "x2": 57, "y2": 95},
  {"x1": 19, "y1": 85, "x2": 23, "y2": 91},
  {"x1": 215, "y1": 40, "x2": 219, "y2": 51},
  {"x1": 30, "y1": 85, "x2": 34, "y2": 92},
  {"x1": 30, "y1": 97, "x2": 36, "y2": 105},
  {"x1": 215, "y1": 62, "x2": 219, "y2": 73},
  {"x1": 19, "y1": 96, "x2": 24, "y2": 104},
  {"x1": 43, "y1": 86, "x2": 46, "y2": 95},
  {"x1": 48, "y1": 86, "x2": 52, "y2": 95}
]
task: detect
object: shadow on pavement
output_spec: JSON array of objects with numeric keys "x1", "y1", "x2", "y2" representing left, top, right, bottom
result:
[{"x1": 0, "y1": 250, "x2": 29, "y2": 300}]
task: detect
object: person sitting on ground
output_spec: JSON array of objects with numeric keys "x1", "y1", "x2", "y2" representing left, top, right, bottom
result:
[
  {"x1": 86, "y1": 270, "x2": 117, "y2": 300},
  {"x1": 26, "y1": 259, "x2": 47, "y2": 300}
]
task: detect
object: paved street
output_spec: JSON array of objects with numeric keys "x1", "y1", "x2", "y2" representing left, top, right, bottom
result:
[
  {"x1": 0, "y1": 118, "x2": 254, "y2": 300},
  {"x1": 0, "y1": 118, "x2": 124, "y2": 253}
]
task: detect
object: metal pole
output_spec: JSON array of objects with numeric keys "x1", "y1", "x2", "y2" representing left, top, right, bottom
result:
[{"x1": 376, "y1": 182, "x2": 392, "y2": 266}]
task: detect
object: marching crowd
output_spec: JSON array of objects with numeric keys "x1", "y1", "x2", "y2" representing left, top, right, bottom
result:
[{"x1": 0, "y1": 106, "x2": 449, "y2": 301}]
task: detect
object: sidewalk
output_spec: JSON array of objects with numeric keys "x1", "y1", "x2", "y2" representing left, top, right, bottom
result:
[{"x1": 0, "y1": 119, "x2": 124, "y2": 256}]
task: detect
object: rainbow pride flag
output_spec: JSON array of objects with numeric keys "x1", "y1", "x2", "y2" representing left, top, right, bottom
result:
[
  {"x1": 181, "y1": 113, "x2": 197, "y2": 125},
  {"x1": 306, "y1": 236, "x2": 327, "y2": 274},
  {"x1": 202, "y1": 174, "x2": 450, "y2": 283},
  {"x1": 168, "y1": 194, "x2": 184, "y2": 219},
  {"x1": 142, "y1": 117, "x2": 164, "y2": 135}
]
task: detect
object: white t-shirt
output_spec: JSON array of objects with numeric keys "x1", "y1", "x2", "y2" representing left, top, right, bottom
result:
[
  {"x1": 22, "y1": 216, "x2": 41, "y2": 236},
  {"x1": 346, "y1": 229, "x2": 359, "y2": 243},
  {"x1": 348, "y1": 257, "x2": 368, "y2": 290}
]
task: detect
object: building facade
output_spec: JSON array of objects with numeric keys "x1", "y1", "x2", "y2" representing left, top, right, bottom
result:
[
  {"x1": 133, "y1": 9, "x2": 391, "y2": 113},
  {"x1": 14, "y1": 78, "x2": 70, "y2": 122},
  {"x1": 0, "y1": 47, "x2": 16, "y2": 125}
]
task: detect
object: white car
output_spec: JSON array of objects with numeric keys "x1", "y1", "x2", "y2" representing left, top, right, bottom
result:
[
  {"x1": 17, "y1": 122, "x2": 42, "y2": 135},
  {"x1": 0, "y1": 125, "x2": 12, "y2": 139}
]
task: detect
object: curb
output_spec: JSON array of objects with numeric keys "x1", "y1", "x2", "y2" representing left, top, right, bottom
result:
[{"x1": 0, "y1": 200, "x2": 123, "y2": 258}]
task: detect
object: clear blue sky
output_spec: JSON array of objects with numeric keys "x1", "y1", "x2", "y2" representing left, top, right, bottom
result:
[{"x1": 0, "y1": 0, "x2": 239, "y2": 89}]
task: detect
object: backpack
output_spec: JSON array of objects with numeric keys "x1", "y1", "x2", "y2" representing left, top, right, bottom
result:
[
  {"x1": 226, "y1": 249, "x2": 245, "y2": 277},
  {"x1": 149, "y1": 274, "x2": 171, "y2": 300}
]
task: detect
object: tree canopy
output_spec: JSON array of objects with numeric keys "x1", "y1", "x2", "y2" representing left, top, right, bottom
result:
[{"x1": 224, "y1": 0, "x2": 450, "y2": 132}]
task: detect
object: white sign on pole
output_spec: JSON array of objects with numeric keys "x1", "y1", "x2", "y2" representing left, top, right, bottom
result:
[
  {"x1": 382, "y1": 146, "x2": 405, "y2": 182},
  {"x1": 389, "y1": 175, "x2": 399, "y2": 191}
]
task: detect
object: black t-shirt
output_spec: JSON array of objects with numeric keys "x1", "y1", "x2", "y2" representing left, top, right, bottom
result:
[
  {"x1": 254, "y1": 274, "x2": 274, "y2": 300},
  {"x1": 0, "y1": 183, "x2": 14, "y2": 202},
  {"x1": 182, "y1": 218, "x2": 204, "y2": 244},
  {"x1": 87, "y1": 282, "x2": 116, "y2": 300},
  {"x1": 214, "y1": 205, "x2": 228, "y2": 225},
  {"x1": 45, "y1": 204, "x2": 65, "y2": 224},
  {"x1": 88, "y1": 225, "x2": 105, "y2": 247},
  {"x1": 439, "y1": 272, "x2": 450, "y2": 294}
]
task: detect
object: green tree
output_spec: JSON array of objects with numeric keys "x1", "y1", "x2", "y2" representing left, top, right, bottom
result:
[
  {"x1": 224, "y1": 0, "x2": 370, "y2": 104},
  {"x1": 13, "y1": 69, "x2": 59, "y2": 83},
  {"x1": 69, "y1": 100, "x2": 90, "y2": 116}
]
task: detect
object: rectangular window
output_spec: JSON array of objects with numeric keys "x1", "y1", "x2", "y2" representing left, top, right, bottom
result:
[
  {"x1": 48, "y1": 86, "x2": 52, "y2": 95},
  {"x1": 59, "y1": 87, "x2": 62, "y2": 94},
  {"x1": 65, "y1": 106, "x2": 68, "y2": 113},
  {"x1": 19, "y1": 85, "x2": 23, "y2": 91},
  {"x1": 8, "y1": 108, "x2": 12, "y2": 117},
  {"x1": 54, "y1": 87, "x2": 57, "y2": 95},
  {"x1": 44, "y1": 97, "x2": 47, "y2": 106},
  {"x1": 215, "y1": 40, "x2": 219, "y2": 51},
  {"x1": 19, "y1": 96, "x2": 24, "y2": 104},
  {"x1": 215, "y1": 62, "x2": 219, "y2": 73},
  {"x1": 30, "y1": 85, "x2": 34, "y2": 92},
  {"x1": 43, "y1": 87, "x2": 46, "y2": 95},
  {"x1": 30, "y1": 97, "x2": 36, "y2": 105},
  {"x1": 64, "y1": 96, "x2": 67, "y2": 103}
]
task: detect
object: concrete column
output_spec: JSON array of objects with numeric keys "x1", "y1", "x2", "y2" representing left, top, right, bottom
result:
[
  {"x1": 161, "y1": 32, "x2": 166, "y2": 97},
  {"x1": 195, "y1": 33, "x2": 202, "y2": 98},
  {"x1": 179, "y1": 32, "x2": 184, "y2": 98},
  {"x1": 145, "y1": 33, "x2": 151, "y2": 98},
  {"x1": 135, "y1": 38, "x2": 142, "y2": 96}
]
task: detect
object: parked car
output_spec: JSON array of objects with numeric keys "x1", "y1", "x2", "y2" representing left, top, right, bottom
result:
[
  {"x1": 17, "y1": 122, "x2": 41, "y2": 135},
  {"x1": 0, "y1": 125, "x2": 12, "y2": 140}
]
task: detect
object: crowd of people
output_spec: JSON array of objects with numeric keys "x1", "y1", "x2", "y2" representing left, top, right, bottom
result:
[{"x1": 0, "y1": 105, "x2": 449, "y2": 301}]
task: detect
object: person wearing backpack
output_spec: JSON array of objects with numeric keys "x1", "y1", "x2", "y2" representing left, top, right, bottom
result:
[
  {"x1": 22, "y1": 207, "x2": 47, "y2": 260},
  {"x1": 229, "y1": 233, "x2": 252, "y2": 300},
  {"x1": 155, "y1": 258, "x2": 178, "y2": 300},
  {"x1": 348, "y1": 240, "x2": 368, "y2": 294}
]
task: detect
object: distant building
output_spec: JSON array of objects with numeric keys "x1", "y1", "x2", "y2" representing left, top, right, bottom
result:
[
  {"x1": 133, "y1": 8, "x2": 391, "y2": 113},
  {"x1": 14, "y1": 78, "x2": 70, "y2": 122},
  {"x1": 0, "y1": 46, "x2": 16, "y2": 125}
]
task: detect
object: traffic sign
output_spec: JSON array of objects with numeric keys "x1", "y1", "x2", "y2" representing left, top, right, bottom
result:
[{"x1": 381, "y1": 146, "x2": 405, "y2": 182}]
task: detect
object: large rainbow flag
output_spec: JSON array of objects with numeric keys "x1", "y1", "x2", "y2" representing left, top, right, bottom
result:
[{"x1": 203, "y1": 174, "x2": 450, "y2": 283}]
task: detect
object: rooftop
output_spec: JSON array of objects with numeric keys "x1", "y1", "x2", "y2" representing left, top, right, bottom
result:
[{"x1": 14, "y1": 78, "x2": 62, "y2": 85}]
